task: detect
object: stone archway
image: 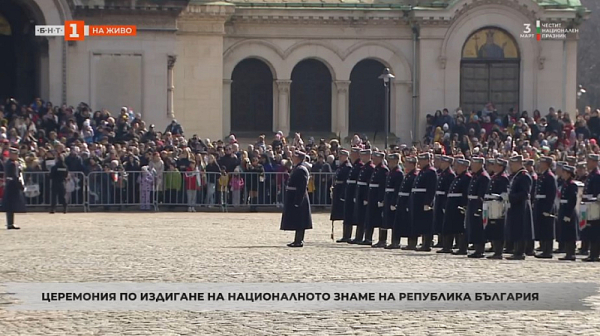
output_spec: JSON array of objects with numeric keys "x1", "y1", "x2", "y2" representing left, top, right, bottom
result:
[
  {"x1": 230, "y1": 58, "x2": 274, "y2": 133},
  {"x1": 290, "y1": 59, "x2": 332, "y2": 132},
  {"x1": 349, "y1": 59, "x2": 387, "y2": 133}
]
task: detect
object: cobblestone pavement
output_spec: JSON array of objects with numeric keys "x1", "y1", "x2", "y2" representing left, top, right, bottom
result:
[{"x1": 1, "y1": 212, "x2": 599, "y2": 335}]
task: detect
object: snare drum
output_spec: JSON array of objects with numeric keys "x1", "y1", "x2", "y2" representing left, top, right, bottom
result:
[
  {"x1": 586, "y1": 202, "x2": 600, "y2": 221},
  {"x1": 486, "y1": 201, "x2": 505, "y2": 220}
]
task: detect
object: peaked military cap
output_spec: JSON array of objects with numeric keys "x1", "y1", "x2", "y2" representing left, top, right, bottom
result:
[
  {"x1": 434, "y1": 154, "x2": 442, "y2": 160},
  {"x1": 487, "y1": 158, "x2": 496, "y2": 165},
  {"x1": 339, "y1": 149, "x2": 350, "y2": 156},
  {"x1": 496, "y1": 159, "x2": 508, "y2": 167},
  {"x1": 563, "y1": 165, "x2": 575, "y2": 173},
  {"x1": 588, "y1": 154, "x2": 600, "y2": 162},
  {"x1": 557, "y1": 161, "x2": 567, "y2": 168},
  {"x1": 539, "y1": 156, "x2": 553, "y2": 164},
  {"x1": 471, "y1": 157, "x2": 485, "y2": 164},
  {"x1": 9, "y1": 147, "x2": 19, "y2": 154},
  {"x1": 576, "y1": 162, "x2": 587, "y2": 169},
  {"x1": 351, "y1": 147, "x2": 361, "y2": 153},
  {"x1": 360, "y1": 149, "x2": 372, "y2": 155},
  {"x1": 373, "y1": 152, "x2": 385, "y2": 158},
  {"x1": 524, "y1": 159, "x2": 535, "y2": 166},
  {"x1": 456, "y1": 159, "x2": 470, "y2": 167},
  {"x1": 387, "y1": 153, "x2": 400, "y2": 160},
  {"x1": 510, "y1": 155, "x2": 523, "y2": 162},
  {"x1": 441, "y1": 155, "x2": 454, "y2": 163},
  {"x1": 567, "y1": 156, "x2": 577, "y2": 162},
  {"x1": 405, "y1": 156, "x2": 417, "y2": 163},
  {"x1": 418, "y1": 152, "x2": 431, "y2": 160}
]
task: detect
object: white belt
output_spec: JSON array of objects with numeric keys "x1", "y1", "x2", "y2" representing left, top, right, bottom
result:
[
  {"x1": 6, "y1": 177, "x2": 13, "y2": 181},
  {"x1": 385, "y1": 188, "x2": 395, "y2": 192},
  {"x1": 560, "y1": 200, "x2": 568, "y2": 204},
  {"x1": 436, "y1": 191, "x2": 446, "y2": 195},
  {"x1": 584, "y1": 194, "x2": 594, "y2": 198},
  {"x1": 358, "y1": 182, "x2": 367, "y2": 186},
  {"x1": 447, "y1": 193, "x2": 462, "y2": 198},
  {"x1": 369, "y1": 184, "x2": 379, "y2": 188},
  {"x1": 286, "y1": 187, "x2": 297, "y2": 191},
  {"x1": 335, "y1": 181, "x2": 345, "y2": 184},
  {"x1": 57, "y1": 168, "x2": 67, "y2": 171},
  {"x1": 412, "y1": 188, "x2": 426, "y2": 193},
  {"x1": 468, "y1": 195, "x2": 479, "y2": 200},
  {"x1": 347, "y1": 180, "x2": 356, "y2": 184},
  {"x1": 535, "y1": 195, "x2": 546, "y2": 199},
  {"x1": 398, "y1": 192, "x2": 410, "y2": 197},
  {"x1": 484, "y1": 195, "x2": 497, "y2": 200}
]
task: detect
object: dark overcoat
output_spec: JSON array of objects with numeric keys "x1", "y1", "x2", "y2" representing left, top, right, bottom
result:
[
  {"x1": 395, "y1": 169, "x2": 418, "y2": 237},
  {"x1": 434, "y1": 167, "x2": 456, "y2": 234},
  {"x1": 280, "y1": 163, "x2": 313, "y2": 231},
  {"x1": 410, "y1": 165, "x2": 438, "y2": 236},
  {"x1": 354, "y1": 161, "x2": 375, "y2": 227},
  {"x1": 343, "y1": 159, "x2": 363, "y2": 226},
  {"x1": 442, "y1": 171, "x2": 471, "y2": 235},
  {"x1": 466, "y1": 170, "x2": 490, "y2": 244},
  {"x1": 532, "y1": 169, "x2": 557, "y2": 241},
  {"x1": 483, "y1": 172, "x2": 509, "y2": 241},
  {"x1": 382, "y1": 167, "x2": 403, "y2": 230},
  {"x1": 557, "y1": 179, "x2": 580, "y2": 243},
  {"x1": 367, "y1": 163, "x2": 389, "y2": 228},
  {"x1": 0, "y1": 160, "x2": 27, "y2": 213},
  {"x1": 581, "y1": 168, "x2": 600, "y2": 242},
  {"x1": 330, "y1": 160, "x2": 352, "y2": 221},
  {"x1": 505, "y1": 169, "x2": 534, "y2": 242}
]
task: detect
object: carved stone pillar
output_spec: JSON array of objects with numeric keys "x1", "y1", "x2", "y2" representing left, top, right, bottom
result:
[
  {"x1": 335, "y1": 80, "x2": 351, "y2": 139},
  {"x1": 167, "y1": 55, "x2": 177, "y2": 119},
  {"x1": 223, "y1": 79, "x2": 232, "y2": 137},
  {"x1": 276, "y1": 80, "x2": 292, "y2": 135}
]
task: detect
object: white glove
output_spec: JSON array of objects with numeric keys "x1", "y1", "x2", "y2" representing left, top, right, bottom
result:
[
  {"x1": 458, "y1": 206, "x2": 465, "y2": 214},
  {"x1": 363, "y1": 200, "x2": 368, "y2": 206},
  {"x1": 442, "y1": 209, "x2": 445, "y2": 213},
  {"x1": 340, "y1": 198, "x2": 345, "y2": 202},
  {"x1": 390, "y1": 205, "x2": 397, "y2": 211},
  {"x1": 564, "y1": 216, "x2": 571, "y2": 222},
  {"x1": 424, "y1": 205, "x2": 432, "y2": 211},
  {"x1": 543, "y1": 212, "x2": 552, "y2": 217},
  {"x1": 354, "y1": 198, "x2": 356, "y2": 202},
  {"x1": 378, "y1": 202, "x2": 384, "y2": 208}
]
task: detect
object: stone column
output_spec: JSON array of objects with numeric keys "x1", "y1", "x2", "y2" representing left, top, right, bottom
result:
[
  {"x1": 223, "y1": 79, "x2": 232, "y2": 136},
  {"x1": 335, "y1": 80, "x2": 350, "y2": 140},
  {"x1": 167, "y1": 55, "x2": 177, "y2": 119},
  {"x1": 276, "y1": 80, "x2": 292, "y2": 135}
]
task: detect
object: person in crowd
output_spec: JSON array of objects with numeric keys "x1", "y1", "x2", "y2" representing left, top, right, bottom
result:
[
  {"x1": 49, "y1": 153, "x2": 69, "y2": 214},
  {"x1": 230, "y1": 166, "x2": 245, "y2": 207},
  {"x1": 139, "y1": 165, "x2": 155, "y2": 211}
]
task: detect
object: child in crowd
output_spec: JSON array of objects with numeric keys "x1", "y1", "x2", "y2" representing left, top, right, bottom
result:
[
  {"x1": 138, "y1": 166, "x2": 155, "y2": 211},
  {"x1": 218, "y1": 167, "x2": 229, "y2": 208},
  {"x1": 229, "y1": 167, "x2": 245, "y2": 207},
  {"x1": 185, "y1": 161, "x2": 201, "y2": 212}
]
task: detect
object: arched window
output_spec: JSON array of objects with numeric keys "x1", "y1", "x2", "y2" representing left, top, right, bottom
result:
[
  {"x1": 290, "y1": 59, "x2": 332, "y2": 132},
  {"x1": 349, "y1": 59, "x2": 386, "y2": 132},
  {"x1": 230, "y1": 58, "x2": 274, "y2": 133}
]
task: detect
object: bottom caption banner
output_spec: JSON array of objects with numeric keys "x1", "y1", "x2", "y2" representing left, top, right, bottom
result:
[{"x1": 1, "y1": 283, "x2": 597, "y2": 311}]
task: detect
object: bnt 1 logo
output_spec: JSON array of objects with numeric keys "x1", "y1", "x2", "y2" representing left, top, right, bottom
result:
[{"x1": 35, "y1": 21, "x2": 137, "y2": 41}]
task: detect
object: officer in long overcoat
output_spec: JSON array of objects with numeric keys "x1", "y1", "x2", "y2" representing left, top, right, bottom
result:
[
  {"x1": 524, "y1": 159, "x2": 537, "y2": 256},
  {"x1": 1, "y1": 148, "x2": 26, "y2": 230},
  {"x1": 439, "y1": 158, "x2": 471, "y2": 253},
  {"x1": 576, "y1": 161, "x2": 590, "y2": 256},
  {"x1": 411, "y1": 152, "x2": 438, "y2": 251},
  {"x1": 505, "y1": 155, "x2": 534, "y2": 260},
  {"x1": 341, "y1": 148, "x2": 363, "y2": 243},
  {"x1": 553, "y1": 162, "x2": 567, "y2": 254},
  {"x1": 280, "y1": 151, "x2": 313, "y2": 247},
  {"x1": 556, "y1": 165, "x2": 580, "y2": 261},
  {"x1": 582, "y1": 154, "x2": 600, "y2": 261},
  {"x1": 465, "y1": 157, "x2": 490, "y2": 258},
  {"x1": 330, "y1": 149, "x2": 352, "y2": 241},
  {"x1": 368, "y1": 152, "x2": 390, "y2": 247},
  {"x1": 484, "y1": 159, "x2": 510, "y2": 259},
  {"x1": 533, "y1": 156, "x2": 557, "y2": 259},
  {"x1": 434, "y1": 155, "x2": 455, "y2": 247},
  {"x1": 390, "y1": 157, "x2": 418, "y2": 250},
  {"x1": 382, "y1": 153, "x2": 403, "y2": 246},
  {"x1": 350, "y1": 149, "x2": 375, "y2": 244},
  {"x1": 49, "y1": 154, "x2": 69, "y2": 214}
]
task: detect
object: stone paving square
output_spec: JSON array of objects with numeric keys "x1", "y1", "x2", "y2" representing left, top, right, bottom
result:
[{"x1": 0, "y1": 212, "x2": 599, "y2": 335}]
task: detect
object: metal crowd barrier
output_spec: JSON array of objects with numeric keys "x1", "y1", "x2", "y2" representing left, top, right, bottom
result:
[{"x1": 0, "y1": 170, "x2": 336, "y2": 212}]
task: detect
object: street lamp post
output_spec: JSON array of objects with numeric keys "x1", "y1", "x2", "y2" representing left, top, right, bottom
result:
[{"x1": 379, "y1": 68, "x2": 395, "y2": 150}]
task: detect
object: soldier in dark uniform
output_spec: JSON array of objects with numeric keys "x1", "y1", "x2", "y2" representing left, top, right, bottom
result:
[
  {"x1": 331, "y1": 149, "x2": 352, "y2": 242},
  {"x1": 553, "y1": 162, "x2": 567, "y2": 253},
  {"x1": 1, "y1": 148, "x2": 26, "y2": 230},
  {"x1": 367, "y1": 152, "x2": 390, "y2": 247},
  {"x1": 350, "y1": 149, "x2": 375, "y2": 244},
  {"x1": 280, "y1": 151, "x2": 313, "y2": 247},
  {"x1": 533, "y1": 156, "x2": 557, "y2": 259},
  {"x1": 432, "y1": 154, "x2": 443, "y2": 247},
  {"x1": 576, "y1": 161, "x2": 590, "y2": 255},
  {"x1": 439, "y1": 158, "x2": 471, "y2": 254},
  {"x1": 411, "y1": 152, "x2": 438, "y2": 251},
  {"x1": 49, "y1": 154, "x2": 69, "y2": 214},
  {"x1": 485, "y1": 158, "x2": 495, "y2": 176},
  {"x1": 465, "y1": 157, "x2": 491, "y2": 258},
  {"x1": 566, "y1": 156, "x2": 577, "y2": 168},
  {"x1": 433, "y1": 155, "x2": 455, "y2": 249},
  {"x1": 582, "y1": 154, "x2": 600, "y2": 262},
  {"x1": 524, "y1": 159, "x2": 537, "y2": 255},
  {"x1": 484, "y1": 159, "x2": 509, "y2": 259},
  {"x1": 556, "y1": 165, "x2": 580, "y2": 260},
  {"x1": 342, "y1": 148, "x2": 363, "y2": 243},
  {"x1": 394, "y1": 157, "x2": 419, "y2": 250},
  {"x1": 505, "y1": 155, "x2": 534, "y2": 260},
  {"x1": 382, "y1": 153, "x2": 403, "y2": 249}
]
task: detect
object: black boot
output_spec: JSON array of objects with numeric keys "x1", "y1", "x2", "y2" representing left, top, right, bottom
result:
[
  {"x1": 416, "y1": 235, "x2": 432, "y2": 251},
  {"x1": 63, "y1": 205, "x2": 68, "y2": 214},
  {"x1": 535, "y1": 241, "x2": 553, "y2": 259},
  {"x1": 582, "y1": 242, "x2": 600, "y2": 262},
  {"x1": 437, "y1": 235, "x2": 453, "y2": 253},
  {"x1": 578, "y1": 240, "x2": 590, "y2": 256},
  {"x1": 487, "y1": 240, "x2": 504, "y2": 259},
  {"x1": 372, "y1": 230, "x2": 388, "y2": 248},
  {"x1": 336, "y1": 225, "x2": 352, "y2": 243},
  {"x1": 401, "y1": 236, "x2": 418, "y2": 250},
  {"x1": 525, "y1": 240, "x2": 535, "y2": 256},
  {"x1": 506, "y1": 241, "x2": 525, "y2": 260},
  {"x1": 452, "y1": 234, "x2": 468, "y2": 255},
  {"x1": 504, "y1": 241, "x2": 514, "y2": 254},
  {"x1": 359, "y1": 227, "x2": 374, "y2": 245},
  {"x1": 559, "y1": 241, "x2": 576, "y2": 261},
  {"x1": 468, "y1": 243, "x2": 485, "y2": 258},
  {"x1": 349, "y1": 225, "x2": 365, "y2": 244}
]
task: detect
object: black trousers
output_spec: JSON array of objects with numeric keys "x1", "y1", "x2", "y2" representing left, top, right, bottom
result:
[
  {"x1": 6, "y1": 212, "x2": 14, "y2": 227},
  {"x1": 51, "y1": 181, "x2": 67, "y2": 209},
  {"x1": 294, "y1": 229, "x2": 305, "y2": 243}
]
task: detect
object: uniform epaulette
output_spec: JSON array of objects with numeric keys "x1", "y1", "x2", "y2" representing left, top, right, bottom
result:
[{"x1": 465, "y1": 172, "x2": 472, "y2": 177}]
